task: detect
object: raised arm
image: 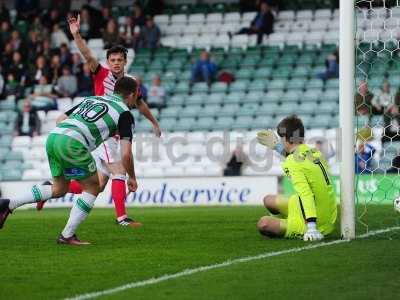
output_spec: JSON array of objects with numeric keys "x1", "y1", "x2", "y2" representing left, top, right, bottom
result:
[
  {"x1": 68, "y1": 14, "x2": 99, "y2": 73},
  {"x1": 136, "y1": 97, "x2": 161, "y2": 137}
]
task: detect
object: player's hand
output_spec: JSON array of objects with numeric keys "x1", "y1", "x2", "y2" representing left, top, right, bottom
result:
[
  {"x1": 153, "y1": 124, "x2": 162, "y2": 137},
  {"x1": 257, "y1": 130, "x2": 279, "y2": 149},
  {"x1": 303, "y1": 222, "x2": 324, "y2": 241},
  {"x1": 68, "y1": 14, "x2": 80, "y2": 35},
  {"x1": 127, "y1": 177, "x2": 138, "y2": 192}
]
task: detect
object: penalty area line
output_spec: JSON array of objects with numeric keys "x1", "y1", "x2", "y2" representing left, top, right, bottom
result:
[{"x1": 64, "y1": 226, "x2": 400, "y2": 300}]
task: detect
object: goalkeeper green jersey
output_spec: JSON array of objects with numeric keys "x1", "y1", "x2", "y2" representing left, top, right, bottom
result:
[
  {"x1": 282, "y1": 144, "x2": 337, "y2": 228},
  {"x1": 51, "y1": 94, "x2": 133, "y2": 151}
]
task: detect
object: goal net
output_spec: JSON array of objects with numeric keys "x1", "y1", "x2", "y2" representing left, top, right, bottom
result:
[{"x1": 354, "y1": 0, "x2": 400, "y2": 234}]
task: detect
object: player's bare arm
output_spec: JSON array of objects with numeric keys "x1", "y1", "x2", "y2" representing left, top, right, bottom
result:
[
  {"x1": 68, "y1": 14, "x2": 99, "y2": 73},
  {"x1": 120, "y1": 139, "x2": 137, "y2": 192},
  {"x1": 135, "y1": 97, "x2": 162, "y2": 137},
  {"x1": 56, "y1": 114, "x2": 68, "y2": 124}
]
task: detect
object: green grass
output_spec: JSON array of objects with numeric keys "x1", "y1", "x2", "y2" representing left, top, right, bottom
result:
[{"x1": 0, "y1": 206, "x2": 399, "y2": 300}]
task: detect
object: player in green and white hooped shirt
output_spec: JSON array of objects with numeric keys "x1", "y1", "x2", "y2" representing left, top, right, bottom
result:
[{"x1": 0, "y1": 77, "x2": 139, "y2": 245}]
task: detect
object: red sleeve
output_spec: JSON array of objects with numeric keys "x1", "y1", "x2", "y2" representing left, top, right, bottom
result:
[{"x1": 92, "y1": 64, "x2": 109, "y2": 96}]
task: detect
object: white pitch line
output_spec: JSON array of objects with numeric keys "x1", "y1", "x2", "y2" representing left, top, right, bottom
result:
[{"x1": 65, "y1": 226, "x2": 400, "y2": 300}]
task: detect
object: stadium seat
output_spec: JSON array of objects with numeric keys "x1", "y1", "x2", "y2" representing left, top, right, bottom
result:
[
  {"x1": 219, "y1": 104, "x2": 240, "y2": 117},
  {"x1": 171, "y1": 14, "x2": 187, "y2": 25},
  {"x1": 196, "y1": 117, "x2": 215, "y2": 131},
  {"x1": 281, "y1": 91, "x2": 301, "y2": 102},
  {"x1": 12, "y1": 136, "x2": 32, "y2": 149},
  {"x1": 210, "y1": 82, "x2": 228, "y2": 94},
  {"x1": 235, "y1": 68, "x2": 254, "y2": 80},
  {"x1": 0, "y1": 135, "x2": 13, "y2": 148},
  {"x1": 297, "y1": 102, "x2": 316, "y2": 115},
  {"x1": 191, "y1": 82, "x2": 209, "y2": 93},
  {"x1": 251, "y1": 115, "x2": 275, "y2": 129},
  {"x1": 181, "y1": 105, "x2": 203, "y2": 117},
  {"x1": 255, "y1": 103, "x2": 280, "y2": 116},
  {"x1": 232, "y1": 116, "x2": 253, "y2": 130},
  {"x1": 278, "y1": 11, "x2": 295, "y2": 21},
  {"x1": 154, "y1": 14, "x2": 170, "y2": 26},
  {"x1": 188, "y1": 13, "x2": 205, "y2": 24},
  {"x1": 267, "y1": 79, "x2": 286, "y2": 91},
  {"x1": 206, "y1": 13, "x2": 223, "y2": 24},
  {"x1": 159, "y1": 118, "x2": 177, "y2": 132},
  {"x1": 291, "y1": 20, "x2": 310, "y2": 33},
  {"x1": 224, "y1": 12, "x2": 241, "y2": 24},
  {"x1": 229, "y1": 81, "x2": 249, "y2": 93},
  {"x1": 1, "y1": 169, "x2": 22, "y2": 181},
  {"x1": 231, "y1": 35, "x2": 249, "y2": 49},
  {"x1": 248, "y1": 80, "x2": 266, "y2": 92},
  {"x1": 315, "y1": 9, "x2": 332, "y2": 19},
  {"x1": 236, "y1": 103, "x2": 259, "y2": 117},
  {"x1": 214, "y1": 116, "x2": 234, "y2": 130},
  {"x1": 206, "y1": 93, "x2": 224, "y2": 105},
  {"x1": 175, "y1": 117, "x2": 197, "y2": 131}
]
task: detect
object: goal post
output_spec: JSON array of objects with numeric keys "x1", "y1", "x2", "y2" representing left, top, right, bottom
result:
[{"x1": 339, "y1": 0, "x2": 356, "y2": 239}]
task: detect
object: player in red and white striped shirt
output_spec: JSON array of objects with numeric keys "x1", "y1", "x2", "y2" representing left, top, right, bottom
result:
[{"x1": 36, "y1": 15, "x2": 161, "y2": 227}]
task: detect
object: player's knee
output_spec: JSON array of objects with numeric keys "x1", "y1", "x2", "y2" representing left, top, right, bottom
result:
[
  {"x1": 257, "y1": 216, "x2": 278, "y2": 237},
  {"x1": 257, "y1": 216, "x2": 271, "y2": 234},
  {"x1": 263, "y1": 195, "x2": 276, "y2": 210},
  {"x1": 51, "y1": 183, "x2": 69, "y2": 198}
]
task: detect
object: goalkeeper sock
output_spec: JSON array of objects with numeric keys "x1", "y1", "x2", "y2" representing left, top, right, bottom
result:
[
  {"x1": 61, "y1": 192, "x2": 96, "y2": 238},
  {"x1": 9, "y1": 184, "x2": 53, "y2": 210},
  {"x1": 111, "y1": 175, "x2": 127, "y2": 221}
]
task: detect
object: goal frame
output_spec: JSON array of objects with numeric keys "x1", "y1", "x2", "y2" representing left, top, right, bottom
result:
[{"x1": 339, "y1": 0, "x2": 356, "y2": 239}]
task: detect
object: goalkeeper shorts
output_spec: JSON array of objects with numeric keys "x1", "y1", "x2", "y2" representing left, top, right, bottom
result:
[
  {"x1": 284, "y1": 194, "x2": 336, "y2": 239},
  {"x1": 46, "y1": 133, "x2": 97, "y2": 180}
]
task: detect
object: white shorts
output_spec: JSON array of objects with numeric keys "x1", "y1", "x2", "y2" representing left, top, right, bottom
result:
[{"x1": 92, "y1": 137, "x2": 121, "y2": 177}]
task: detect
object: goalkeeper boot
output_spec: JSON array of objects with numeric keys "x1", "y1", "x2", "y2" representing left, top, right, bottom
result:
[
  {"x1": 0, "y1": 199, "x2": 11, "y2": 229},
  {"x1": 57, "y1": 234, "x2": 90, "y2": 245},
  {"x1": 116, "y1": 217, "x2": 143, "y2": 228},
  {"x1": 36, "y1": 181, "x2": 53, "y2": 211}
]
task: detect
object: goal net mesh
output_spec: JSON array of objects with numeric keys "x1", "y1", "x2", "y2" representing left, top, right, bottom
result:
[{"x1": 355, "y1": 0, "x2": 400, "y2": 233}]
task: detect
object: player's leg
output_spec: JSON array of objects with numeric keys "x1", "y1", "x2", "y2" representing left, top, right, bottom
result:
[
  {"x1": 101, "y1": 138, "x2": 142, "y2": 227},
  {"x1": 58, "y1": 173, "x2": 100, "y2": 245},
  {"x1": 263, "y1": 194, "x2": 289, "y2": 217},
  {"x1": 257, "y1": 216, "x2": 287, "y2": 237}
]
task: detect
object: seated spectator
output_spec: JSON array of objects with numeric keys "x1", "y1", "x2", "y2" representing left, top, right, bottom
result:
[
  {"x1": 4, "y1": 73, "x2": 21, "y2": 98},
  {"x1": 190, "y1": 51, "x2": 217, "y2": 85},
  {"x1": 77, "y1": 63, "x2": 93, "y2": 96},
  {"x1": 71, "y1": 53, "x2": 83, "y2": 75},
  {"x1": 59, "y1": 43, "x2": 72, "y2": 66},
  {"x1": 50, "y1": 23, "x2": 69, "y2": 49},
  {"x1": 132, "y1": 3, "x2": 146, "y2": 28},
  {"x1": 56, "y1": 65, "x2": 77, "y2": 97},
  {"x1": 0, "y1": 20, "x2": 11, "y2": 45},
  {"x1": 9, "y1": 30, "x2": 24, "y2": 52},
  {"x1": 236, "y1": 1, "x2": 274, "y2": 44},
  {"x1": 102, "y1": 19, "x2": 121, "y2": 49},
  {"x1": 49, "y1": 54, "x2": 62, "y2": 84},
  {"x1": 316, "y1": 49, "x2": 339, "y2": 80},
  {"x1": 15, "y1": 100, "x2": 40, "y2": 137},
  {"x1": 139, "y1": 16, "x2": 161, "y2": 51},
  {"x1": 8, "y1": 51, "x2": 26, "y2": 84},
  {"x1": 79, "y1": 8, "x2": 94, "y2": 39},
  {"x1": 29, "y1": 75, "x2": 57, "y2": 111},
  {"x1": 372, "y1": 81, "x2": 395, "y2": 115},
  {"x1": 224, "y1": 143, "x2": 248, "y2": 176},
  {"x1": 354, "y1": 80, "x2": 373, "y2": 115},
  {"x1": 355, "y1": 140, "x2": 375, "y2": 174},
  {"x1": 147, "y1": 75, "x2": 166, "y2": 109},
  {"x1": 29, "y1": 55, "x2": 51, "y2": 85}
]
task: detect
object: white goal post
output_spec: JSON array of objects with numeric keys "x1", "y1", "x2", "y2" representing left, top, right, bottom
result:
[{"x1": 339, "y1": 0, "x2": 356, "y2": 239}]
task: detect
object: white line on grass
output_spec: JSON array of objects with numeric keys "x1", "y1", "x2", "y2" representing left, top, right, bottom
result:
[{"x1": 65, "y1": 226, "x2": 400, "y2": 300}]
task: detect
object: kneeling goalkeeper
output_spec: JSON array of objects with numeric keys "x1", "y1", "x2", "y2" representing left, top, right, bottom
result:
[{"x1": 256, "y1": 115, "x2": 337, "y2": 241}]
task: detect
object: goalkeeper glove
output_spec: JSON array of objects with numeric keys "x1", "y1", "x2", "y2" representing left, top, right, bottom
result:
[
  {"x1": 257, "y1": 130, "x2": 285, "y2": 156},
  {"x1": 303, "y1": 222, "x2": 324, "y2": 241}
]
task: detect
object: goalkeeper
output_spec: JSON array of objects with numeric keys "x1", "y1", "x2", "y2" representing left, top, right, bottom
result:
[{"x1": 256, "y1": 115, "x2": 337, "y2": 241}]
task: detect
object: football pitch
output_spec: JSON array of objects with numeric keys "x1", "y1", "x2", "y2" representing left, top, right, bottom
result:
[{"x1": 0, "y1": 206, "x2": 399, "y2": 300}]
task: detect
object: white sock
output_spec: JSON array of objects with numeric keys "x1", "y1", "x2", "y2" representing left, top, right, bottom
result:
[
  {"x1": 9, "y1": 184, "x2": 53, "y2": 210},
  {"x1": 61, "y1": 192, "x2": 96, "y2": 238}
]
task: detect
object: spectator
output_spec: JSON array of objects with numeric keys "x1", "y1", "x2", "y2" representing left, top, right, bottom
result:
[
  {"x1": 0, "y1": 0, "x2": 10, "y2": 22},
  {"x1": 56, "y1": 65, "x2": 77, "y2": 97},
  {"x1": 371, "y1": 81, "x2": 395, "y2": 115},
  {"x1": 224, "y1": 143, "x2": 248, "y2": 176},
  {"x1": 29, "y1": 55, "x2": 51, "y2": 85},
  {"x1": 77, "y1": 63, "x2": 93, "y2": 96},
  {"x1": 354, "y1": 80, "x2": 373, "y2": 115},
  {"x1": 102, "y1": 19, "x2": 120, "y2": 49},
  {"x1": 15, "y1": 100, "x2": 40, "y2": 137},
  {"x1": 120, "y1": 16, "x2": 134, "y2": 47},
  {"x1": 26, "y1": 30, "x2": 42, "y2": 61},
  {"x1": 140, "y1": 16, "x2": 161, "y2": 51},
  {"x1": 29, "y1": 75, "x2": 57, "y2": 111},
  {"x1": 49, "y1": 54, "x2": 62, "y2": 84},
  {"x1": 316, "y1": 49, "x2": 339, "y2": 80},
  {"x1": 42, "y1": 8, "x2": 61, "y2": 31},
  {"x1": 40, "y1": 39, "x2": 53, "y2": 61},
  {"x1": 79, "y1": 8, "x2": 93, "y2": 39},
  {"x1": 16, "y1": 0, "x2": 39, "y2": 21},
  {"x1": 50, "y1": 23, "x2": 69, "y2": 49},
  {"x1": 0, "y1": 20, "x2": 11, "y2": 45},
  {"x1": 4, "y1": 73, "x2": 21, "y2": 97},
  {"x1": 1, "y1": 42, "x2": 13, "y2": 67},
  {"x1": 355, "y1": 140, "x2": 375, "y2": 174},
  {"x1": 147, "y1": 74, "x2": 166, "y2": 109},
  {"x1": 71, "y1": 53, "x2": 83, "y2": 75},
  {"x1": 8, "y1": 51, "x2": 26, "y2": 84},
  {"x1": 58, "y1": 43, "x2": 72, "y2": 66},
  {"x1": 31, "y1": 15, "x2": 46, "y2": 38},
  {"x1": 236, "y1": 1, "x2": 274, "y2": 44},
  {"x1": 9, "y1": 30, "x2": 23, "y2": 52},
  {"x1": 190, "y1": 51, "x2": 218, "y2": 85},
  {"x1": 132, "y1": 3, "x2": 146, "y2": 28}
]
